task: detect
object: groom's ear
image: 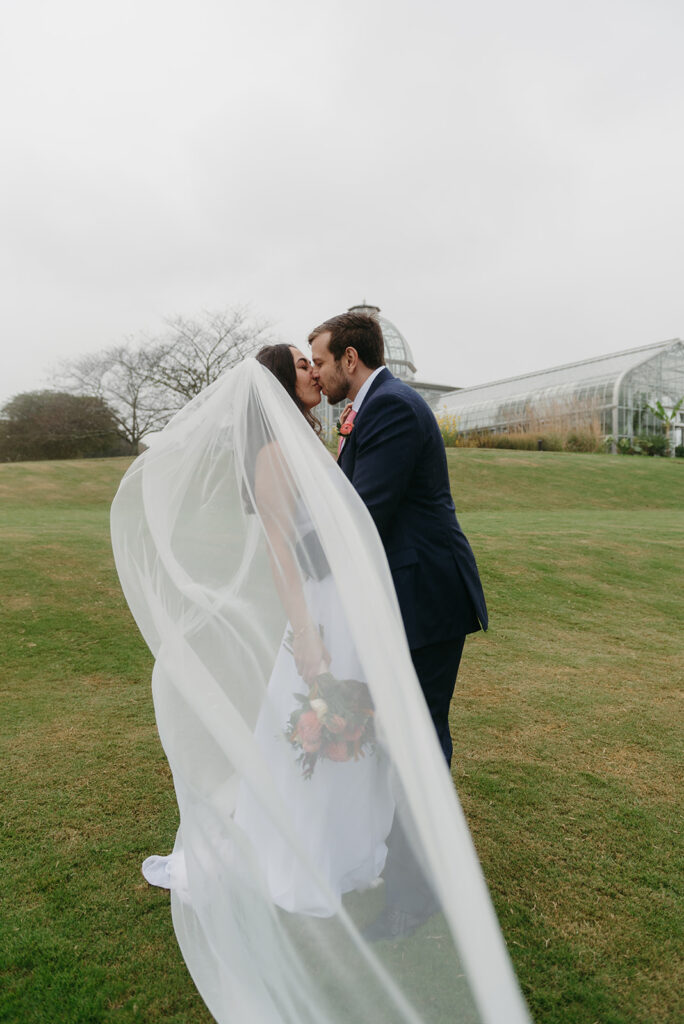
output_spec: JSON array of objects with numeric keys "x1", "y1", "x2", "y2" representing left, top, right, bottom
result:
[{"x1": 343, "y1": 347, "x2": 359, "y2": 372}]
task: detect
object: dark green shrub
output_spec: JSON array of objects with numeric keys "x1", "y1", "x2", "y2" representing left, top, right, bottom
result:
[
  {"x1": 675, "y1": 445, "x2": 684, "y2": 458},
  {"x1": 634, "y1": 433, "x2": 669, "y2": 457},
  {"x1": 0, "y1": 391, "x2": 125, "y2": 462},
  {"x1": 565, "y1": 431, "x2": 601, "y2": 453}
]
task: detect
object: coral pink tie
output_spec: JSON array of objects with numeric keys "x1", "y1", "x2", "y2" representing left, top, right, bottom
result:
[{"x1": 337, "y1": 409, "x2": 357, "y2": 457}]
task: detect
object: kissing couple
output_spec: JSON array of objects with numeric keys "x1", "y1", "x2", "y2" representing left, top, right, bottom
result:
[{"x1": 111, "y1": 311, "x2": 529, "y2": 1024}]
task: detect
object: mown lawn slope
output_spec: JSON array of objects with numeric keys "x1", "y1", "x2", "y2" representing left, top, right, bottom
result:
[{"x1": 0, "y1": 452, "x2": 682, "y2": 1023}]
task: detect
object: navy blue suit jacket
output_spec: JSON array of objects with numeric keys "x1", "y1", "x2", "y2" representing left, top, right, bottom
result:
[{"x1": 338, "y1": 368, "x2": 488, "y2": 650}]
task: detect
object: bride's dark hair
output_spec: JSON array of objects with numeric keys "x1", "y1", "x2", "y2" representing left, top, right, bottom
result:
[{"x1": 256, "y1": 344, "x2": 321, "y2": 434}]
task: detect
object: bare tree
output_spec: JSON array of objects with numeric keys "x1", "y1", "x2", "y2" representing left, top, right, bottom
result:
[
  {"x1": 149, "y1": 307, "x2": 273, "y2": 401},
  {"x1": 56, "y1": 343, "x2": 174, "y2": 449},
  {"x1": 56, "y1": 306, "x2": 273, "y2": 447}
]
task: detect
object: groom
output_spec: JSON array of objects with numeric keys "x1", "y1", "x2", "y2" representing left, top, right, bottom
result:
[{"x1": 309, "y1": 311, "x2": 488, "y2": 939}]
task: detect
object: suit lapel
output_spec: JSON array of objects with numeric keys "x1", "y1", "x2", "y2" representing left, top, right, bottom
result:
[
  {"x1": 337, "y1": 367, "x2": 393, "y2": 474},
  {"x1": 362, "y1": 366, "x2": 392, "y2": 403}
]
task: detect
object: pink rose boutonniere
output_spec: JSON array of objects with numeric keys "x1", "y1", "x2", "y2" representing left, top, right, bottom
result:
[
  {"x1": 336, "y1": 407, "x2": 357, "y2": 457},
  {"x1": 336, "y1": 406, "x2": 357, "y2": 438}
]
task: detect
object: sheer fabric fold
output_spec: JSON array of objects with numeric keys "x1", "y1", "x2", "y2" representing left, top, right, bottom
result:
[{"x1": 111, "y1": 358, "x2": 530, "y2": 1024}]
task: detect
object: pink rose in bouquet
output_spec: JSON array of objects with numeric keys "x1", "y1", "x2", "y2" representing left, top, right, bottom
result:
[
  {"x1": 296, "y1": 711, "x2": 322, "y2": 752},
  {"x1": 326, "y1": 714, "x2": 347, "y2": 735}
]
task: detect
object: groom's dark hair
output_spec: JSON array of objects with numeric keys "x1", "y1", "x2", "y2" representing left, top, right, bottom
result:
[{"x1": 308, "y1": 313, "x2": 385, "y2": 369}]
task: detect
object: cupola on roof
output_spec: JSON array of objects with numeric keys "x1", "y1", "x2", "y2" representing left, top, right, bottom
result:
[{"x1": 348, "y1": 303, "x2": 416, "y2": 380}]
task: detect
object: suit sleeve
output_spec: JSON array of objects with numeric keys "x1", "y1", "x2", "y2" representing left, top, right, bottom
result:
[{"x1": 350, "y1": 394, "x2": 421, "y2": 540}]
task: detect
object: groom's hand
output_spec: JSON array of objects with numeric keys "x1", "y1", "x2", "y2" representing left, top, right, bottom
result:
[{"x1": 293, "y1": 626, "x2": 330, "y2": 684}]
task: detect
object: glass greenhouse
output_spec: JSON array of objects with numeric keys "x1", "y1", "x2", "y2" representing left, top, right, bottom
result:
[{"x1": 440, "y1": 339, "x2": 684, "y2": 447}]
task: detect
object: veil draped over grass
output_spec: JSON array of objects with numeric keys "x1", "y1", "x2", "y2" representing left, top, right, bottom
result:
[{"x1": 110, "y1": 358, "x2": 530, "y2": 1024}]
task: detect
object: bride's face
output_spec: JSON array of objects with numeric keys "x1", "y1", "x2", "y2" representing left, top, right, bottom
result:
[{"x1": 290, "y1": 347, "x2": 321, "y2": 410}]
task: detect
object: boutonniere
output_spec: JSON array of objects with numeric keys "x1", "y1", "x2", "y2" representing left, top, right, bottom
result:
[{"x1": 336, "y1": 405, "x2": 356, "y2": 438}]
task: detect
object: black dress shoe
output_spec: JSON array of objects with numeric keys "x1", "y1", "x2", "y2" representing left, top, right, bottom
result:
[{"x1": 362, "y1": 907, "x2": 432, "y2": 942}]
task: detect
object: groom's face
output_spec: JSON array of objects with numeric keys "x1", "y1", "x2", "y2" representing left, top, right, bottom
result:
[{"x1": 311, "y1": 332, "x2": 351, "y2": 405}]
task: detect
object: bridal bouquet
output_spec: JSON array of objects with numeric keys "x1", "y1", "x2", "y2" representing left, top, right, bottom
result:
[{"x1": 285, "y1": 671, "x2": 376, "y2": 780}]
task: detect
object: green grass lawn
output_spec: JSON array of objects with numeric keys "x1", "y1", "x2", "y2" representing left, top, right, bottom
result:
[{"x1": 1, "y1": 451, "x2": 682, "y2": 1023}]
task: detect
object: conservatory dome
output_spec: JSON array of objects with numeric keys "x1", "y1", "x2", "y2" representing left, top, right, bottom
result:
[{"x1": 348, "y1": 303, "x2": 417, "y2": 380}]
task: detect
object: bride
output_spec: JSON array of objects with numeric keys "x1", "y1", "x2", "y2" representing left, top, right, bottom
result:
[
  {"x1": 232, "y1": 345, "x2": 394, "y2": 916},
  {"x1": 111, "y1": 345, "x2": 530, "y2": 1024}
]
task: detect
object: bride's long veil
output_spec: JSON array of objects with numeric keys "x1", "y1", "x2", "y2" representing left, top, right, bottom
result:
[{"x1": 111, "y1": 359, "x2": 530, "y2": 1024}]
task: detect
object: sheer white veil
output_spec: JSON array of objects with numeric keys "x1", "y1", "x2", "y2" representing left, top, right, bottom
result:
[{"x1": 111, "y1": 358, "x2": 530, "y2": 1024}]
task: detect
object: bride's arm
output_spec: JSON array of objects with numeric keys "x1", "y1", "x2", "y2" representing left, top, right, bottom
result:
[{"x1": 254, "y1": 442, "x2": 329, "y2": 683}]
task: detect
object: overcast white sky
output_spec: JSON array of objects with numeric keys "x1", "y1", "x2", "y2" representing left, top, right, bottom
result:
[{"x1": 1, "y1": 0, "x2": 683, "y2": 405}]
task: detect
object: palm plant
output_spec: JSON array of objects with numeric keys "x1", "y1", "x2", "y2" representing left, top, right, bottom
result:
[{"x1": 646, "y1": 397, "x2": 684, "y2": 455}]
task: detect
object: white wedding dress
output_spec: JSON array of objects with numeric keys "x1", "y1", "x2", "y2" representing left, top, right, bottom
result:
[
  {"x1": 234, "y1": 568, "x2": 394, "y2": 917},
  {"x1": 143, "y1": 488, "x2": 395, "y2": 917}
]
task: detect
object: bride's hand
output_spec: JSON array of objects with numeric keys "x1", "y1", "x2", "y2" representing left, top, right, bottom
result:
[
  {"x1": 338, "y1": 403, "x2": 354, "y2": 426},
  {"x1": 293, "y1": 624, "x2": 330, "y2": 684}
]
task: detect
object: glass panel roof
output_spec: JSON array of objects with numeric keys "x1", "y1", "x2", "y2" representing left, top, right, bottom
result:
[
  {"x1": 378, "y1": 316, "x2": 416, "y2": 379},
  {"x1": 442, "y1": 340, "x2": 678, "y2": 412},
  {"x1": 347, "y1": 303, "x2": 416, "y2": 379}
]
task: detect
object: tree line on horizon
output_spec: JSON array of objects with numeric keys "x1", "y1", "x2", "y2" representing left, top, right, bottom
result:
[{"x1": 0, "y1": 308, "x2": 272, "y2": 461}]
